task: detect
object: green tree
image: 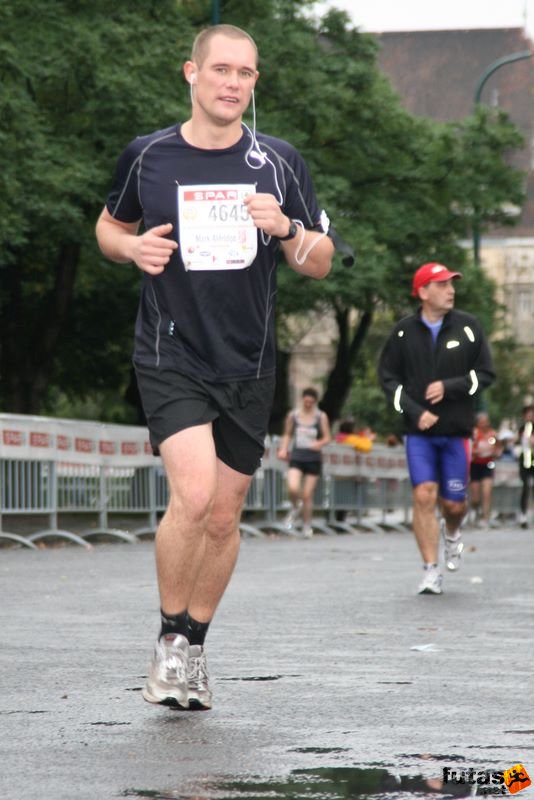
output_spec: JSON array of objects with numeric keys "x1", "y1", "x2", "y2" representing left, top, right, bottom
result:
[
  {"x1": 0, "y1": 0, "x2": 526, "y2": 426},
  {"x1": 255, "y1": 7, "x2": 524, "y2": 424},
  {"x1": 0, "y1": 0, "x2": 195, "y2": 414},
  {"x1": 486, "y1": 339, "x2": 534, "y2": 425}
]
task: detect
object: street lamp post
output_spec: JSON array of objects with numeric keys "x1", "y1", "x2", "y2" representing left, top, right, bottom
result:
[{"x1": 472, "y1": 50, "x2": 532, "y2": 267}]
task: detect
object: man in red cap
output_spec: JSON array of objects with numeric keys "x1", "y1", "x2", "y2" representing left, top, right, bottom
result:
[{"x1": 378, "y1": 263, "x2": 495, "y2": 595}]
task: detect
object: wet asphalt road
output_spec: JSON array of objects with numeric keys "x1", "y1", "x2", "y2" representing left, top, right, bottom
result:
[{"x1": 1, "y1": 524, "x2": 533, "y2": 800}]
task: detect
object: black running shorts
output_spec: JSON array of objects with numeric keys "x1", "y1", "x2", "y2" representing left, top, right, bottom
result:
[
  {"x1": 134, "y1": 363, "x2": 276, "y2": 476},
  {"x1": 288, "y1": 459, "x2": 322, "y2": 476},
  {"x1": 470, "y1": 461, "x2": 495, "y2": 481}
]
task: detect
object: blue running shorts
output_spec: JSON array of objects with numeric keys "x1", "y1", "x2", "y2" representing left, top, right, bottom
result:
[{"x1": 405, "y1": 435, "x2": 471, "y2": 501}]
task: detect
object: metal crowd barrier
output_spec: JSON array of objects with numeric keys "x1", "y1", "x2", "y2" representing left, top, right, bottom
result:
[
  {"x1": 488, "y1": 459, "x2": 523, "y2": 522},
  {"x1": 0, "y1": 415, "x2": 156, "y2": 549},
  {"x1": 0, "y1": 414, "x2": 523, "y2": 549}
]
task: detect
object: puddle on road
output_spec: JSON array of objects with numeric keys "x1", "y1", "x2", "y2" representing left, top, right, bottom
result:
[
  {"x1": 122, "y1": 765, "x2": 474, "y2": 799},
  {"x1": 219, "y1": 675, "x2": 302, "y2": 682}
]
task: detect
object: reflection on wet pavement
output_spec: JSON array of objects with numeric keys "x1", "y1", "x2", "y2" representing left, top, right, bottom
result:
[
  {"x1": 122, "y1": 764, "x2": 475, "y2": 799},
  {"x1": 219, "y1": 675, "x2": 302, "y2": 682}
]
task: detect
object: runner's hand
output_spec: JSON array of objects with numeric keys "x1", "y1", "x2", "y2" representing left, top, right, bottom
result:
[
  {"x1": 418, "y1": 411, "x2": 439, "y2": 431},
  {"x1": 425, "y1": 381, "x2": 444, "y2": 404},
  {"x1": 132, "y1": 223, "x2": 178, "y2": 275},
  {"x1": 244, "y1": 194, "x2": 291, "y2": 238}
]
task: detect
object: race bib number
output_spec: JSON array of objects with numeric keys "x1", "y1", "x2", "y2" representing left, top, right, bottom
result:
[
  {"x1": 178, "y1": 183, "x2": 257, "y2": 271},
  {"x1": 295, "y1": 425, "x2": 318, "y2": 450}
]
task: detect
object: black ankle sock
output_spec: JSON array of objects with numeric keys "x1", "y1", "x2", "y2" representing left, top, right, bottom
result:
[
  {"x1": 187, "y1": 615, "x2": 211, "y2": 646},
  {"x1": 159, "y1": 609, "x2": 189, "y2": 640}
]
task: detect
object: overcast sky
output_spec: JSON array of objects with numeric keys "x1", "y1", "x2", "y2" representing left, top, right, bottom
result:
[{"x1": 314, "y1": 0, "x2": 534, "y2": 38}]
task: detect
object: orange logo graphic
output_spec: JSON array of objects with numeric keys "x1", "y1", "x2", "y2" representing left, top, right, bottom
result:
[{"x1": 503, "y1": 765, "x2": 531, "y2": 794}]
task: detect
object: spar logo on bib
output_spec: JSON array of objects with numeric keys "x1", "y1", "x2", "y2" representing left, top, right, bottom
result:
[{"x1": 184, "y1": 188, "x2": 241, "y2": 202}]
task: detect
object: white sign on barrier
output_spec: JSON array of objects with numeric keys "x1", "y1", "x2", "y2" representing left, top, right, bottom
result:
[
  {"x1": 0, "y1": 414, "x2": 157, "y2": 467},
  {"x1": 0, "y1": 414, "x2": 521, "y2": 486},
  {"x1": 322, "y1": 445, "x2": 407, "y2": 480}
]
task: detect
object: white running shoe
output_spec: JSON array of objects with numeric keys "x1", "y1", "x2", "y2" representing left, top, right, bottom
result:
[
  {"x1": 442, "y1": 521, "x2": 464, "y2": 572},
  {"x1": 142, "y1": 633, "x2": 189, "y2": 709},
  {"x1": 187, "y1": 645, "x2": 212, "y2": 711},
  {"x1": 418, "y1": 568, "x2": 443, "y2": 595},
  {"x1": 302, "y1": 525, "x2": 314, "y2": 539},
  {"x1": 283, "y1": 502, "x2": 302, "y2": 530}
]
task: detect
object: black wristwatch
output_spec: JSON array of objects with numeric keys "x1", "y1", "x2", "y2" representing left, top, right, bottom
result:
[{"x1": 278, "y1": 219, "x2": 298, "y2": 241}]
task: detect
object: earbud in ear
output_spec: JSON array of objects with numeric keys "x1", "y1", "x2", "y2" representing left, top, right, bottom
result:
[{"x1": 190, "y1": 72, "x2": 197, "y2": 84}]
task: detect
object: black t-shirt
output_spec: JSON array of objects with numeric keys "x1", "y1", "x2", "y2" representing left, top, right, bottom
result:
[{"x1": 105, "y1": 123, "x2": 326, "y2": 382}]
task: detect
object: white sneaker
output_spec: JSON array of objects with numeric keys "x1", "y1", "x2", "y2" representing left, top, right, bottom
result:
[
  {"x1": 283, "y1": 502, "x2": 302, "y2": 530},
  {"x1": 187, "y1": 645, "x2": 212, "y2": 711},
  {"x1": 443, "y1": 526, "x2": 464, "y2": 572},
  {"x1": 418, "y1": 568, "x2": 443, "y2": 595},
  {"x1": 142, "y1": 633, "x2": 189, "y2": 709},
  {"x1": 302, "y1": 525, "x2": 314, "y2": 538}
]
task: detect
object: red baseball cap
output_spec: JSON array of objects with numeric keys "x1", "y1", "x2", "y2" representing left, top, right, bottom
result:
[{"x1": 411, "y1": 262, "x2": 462, "y2": 297}]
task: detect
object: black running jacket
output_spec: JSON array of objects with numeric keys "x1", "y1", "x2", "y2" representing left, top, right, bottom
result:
[{"x1": 378, "y1": 308, "x2": 496, "y2": 437}]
